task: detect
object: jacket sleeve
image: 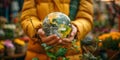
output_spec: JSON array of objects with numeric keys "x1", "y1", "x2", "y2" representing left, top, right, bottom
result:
[
  {"x1": 71, "y1": 0, "x2": 93, "y2": 40},
  {"x1": 20, "y1": 0, "x2": 42, "y2": 38}
]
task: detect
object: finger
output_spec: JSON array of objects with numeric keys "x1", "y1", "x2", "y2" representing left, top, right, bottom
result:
[
  {"x1": 43, "y1": 34, "x2": 58, "y2": 43},
  {"x1": 60, "y1": 41, "x2": 70, "y2": 45},
  {"x1": 38, "y1": 29, "x2": 46, "y2": 38},
  {"x1": 60, "y1": 38, "x2": 72, "y2": 45},
  {"x1": 67, "y1": 34, "x2": 74, "y2": 40},
  {"x1": 62, "y1": 38, "x2": 72, "y2": 43},
  {"x1": 52, "y1": 39, "x2": 61, "y2": 46},
  {"x1": 46, "y1": 36, "x2": 59, "y2": 46},
  {"x1": 68, "y1": 25, "x2": 77, "y2": 37},
  {"x1": 60, "y1": 41, "x2": 67, "y2": 45},
  {"x1": 54, "y1": 39, "x2": 63, "y2": 45},
  {"x1": 58, "y1": 39, "x2": 62, "y2": 43},
  {"x1": 52, "y1": 42, "x2": 59, "y2": 46}
]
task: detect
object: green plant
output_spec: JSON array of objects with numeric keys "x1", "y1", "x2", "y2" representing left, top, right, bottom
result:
[
  {"x1": 98, "y1": 32, "x2": 120, "y2": 50},
  {"x1": 41, "y1": 40, "x2": 79, "y2": 60}
]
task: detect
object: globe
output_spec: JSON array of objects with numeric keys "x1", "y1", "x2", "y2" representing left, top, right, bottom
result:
[{"x1": 42, "y1": 12, "x2": 72, "y2": 38}]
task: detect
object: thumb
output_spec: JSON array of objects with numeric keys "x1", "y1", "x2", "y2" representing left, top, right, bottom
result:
[
  {"x1": 38, "y1": 28, "x2": 46, "y2": 38},
  {"x1": 69, "y1": 24, "x2": 77, "y2": 37}
]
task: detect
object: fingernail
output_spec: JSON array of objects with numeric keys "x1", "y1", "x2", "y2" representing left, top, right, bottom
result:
[
  {"x1": 57, "y1": 37, "x2": 60, "y2": 39},
  {"x1": 59, "y1": 40, "x2": 62, "y2": 43},
  {"x1": 71, "y1": 33, "x2": 74, "y2": 36},
  {"x1": 38, "y1": 29, "x2": 42, "y2": 33},
  {"x1": 42, "y1": 31, "x2": 45, "y2": 34}
]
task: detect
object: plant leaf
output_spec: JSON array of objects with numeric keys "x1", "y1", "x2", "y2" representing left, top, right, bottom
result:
[{"x1": 55, "y1": 48, "x2": 67, "y2": 57}]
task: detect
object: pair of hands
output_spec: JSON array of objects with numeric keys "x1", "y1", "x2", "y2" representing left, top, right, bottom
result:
[{"x1": 37, "y1": 25, "x2": 77, "y2": 46}]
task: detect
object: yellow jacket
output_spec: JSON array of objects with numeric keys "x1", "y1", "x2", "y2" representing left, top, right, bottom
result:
[{"x1": 21, "y1": 0, "x2": 93, "y2": 60}]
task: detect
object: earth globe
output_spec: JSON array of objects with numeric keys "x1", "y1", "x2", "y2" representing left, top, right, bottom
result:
[{"x1": 42, "y1": 12, "x2": 72, "y2": 38}]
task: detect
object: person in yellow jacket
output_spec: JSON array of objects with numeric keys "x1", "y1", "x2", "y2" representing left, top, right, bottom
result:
[{"x1": 20, "y1": 0, "x2": 93, "y2": 60}]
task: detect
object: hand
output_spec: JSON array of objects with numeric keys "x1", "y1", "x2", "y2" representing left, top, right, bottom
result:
[
  {"x1": 37, "y1": 28, "x2": 61, "y2": 46},
  {"x1": 61, "y1": 24, "x2": 77, "y2": 45}
]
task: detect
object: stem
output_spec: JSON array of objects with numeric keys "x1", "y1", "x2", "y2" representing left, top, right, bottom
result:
[{"x1": 109, "y1": 50, "x2": 120, "y2": 60}]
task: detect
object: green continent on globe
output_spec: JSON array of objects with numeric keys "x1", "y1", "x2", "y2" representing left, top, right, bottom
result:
[{"x1": 42, "y1": 12, "x2": 71, "y2": 38}]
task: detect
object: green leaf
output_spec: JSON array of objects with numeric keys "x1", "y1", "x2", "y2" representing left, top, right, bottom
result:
[
  {"x1": 41, "y1": 43, "x2": 47, "y2": 47},
  {"x1": 41, "y1": 43, "x2": 53, "y2": 51},
  {"x1": 45, "y1": 46, "x2": 53, "y2": 51},
  {"x1": 63, "y1": 57, "x2": 69, "y2": 60},
  {"x1": 60, "y1": 25, "x2": 71, "y2": 38},
  {"x1": 55, "y1": 48, "x2": 67, "y2": 57},
  {"x1": 32, "y1": 57, "x2": 39, "y2": 60},
  {"x1": 46, "y1": 52, "x2": 56, "y2": 59}
]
